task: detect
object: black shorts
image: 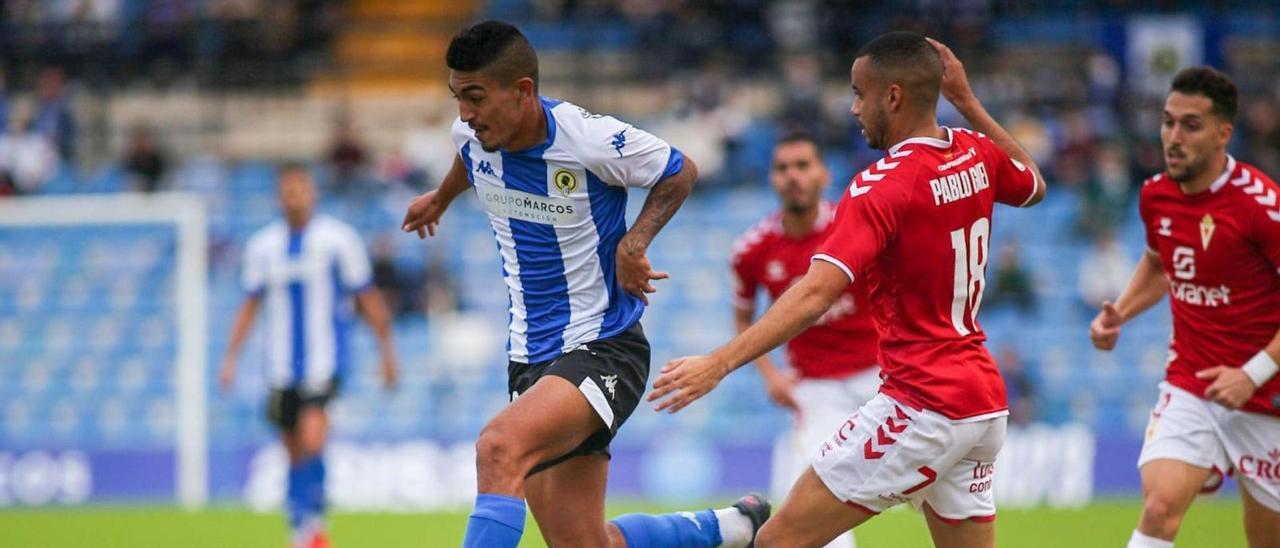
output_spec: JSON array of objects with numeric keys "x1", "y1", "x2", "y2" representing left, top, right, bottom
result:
[
  {"x1": 508, "y1": 322, "x2": 650, "y2": 474},
  {"x1": 267, "y1": 379, "x2": 339, "y2": 432}
]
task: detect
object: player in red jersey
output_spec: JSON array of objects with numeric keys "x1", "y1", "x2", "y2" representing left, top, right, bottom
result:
[
  {"x1": 650, "y1": 32, "x2": 1045, "y2": 547},
  {"x1": 1089, "y1": 67, "x2": 1280, "y2": 548},
  {"x1": 731, "y1": 132, "x2": 881, "y2": 548}
]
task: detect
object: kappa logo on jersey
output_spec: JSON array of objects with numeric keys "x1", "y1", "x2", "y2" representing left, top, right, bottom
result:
[
  {"x1": 476, "y1": 160, "x2": 496, "y2": 176},
  {"x1": 1158, "y1": 217, "x2": 1173, "y2": 237},
  {"x1": 1230, "y1": 170, "x2": 1280, "y2": 222},
  {"x1": 1200, "y1": 214, "x2": 1216, "y2": 250},
  {"x1": 610, "y1": 129, "x2": 627, "y2": 158},
  {"x1": 553, "y1": 169, "x2": 578, "y2": 197},
  {"x1": 850, "y1": 150, "x2": 912, "y2": 197}
]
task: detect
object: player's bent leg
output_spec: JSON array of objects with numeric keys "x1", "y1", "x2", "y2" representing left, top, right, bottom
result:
[
  {"x1": 464, "y1": 375, "x2": 604, "y2": 548},
  {"x1": 524, "y1": 454, "x2": 613, "y2": 547},
  {"x1": 1132, "y1": 458, "x2": 1212, "y2": 544},
  {"x1": 755, "y1": 467, "x2": 871, "y2": 548},
  {"x1": 1241, "y1": 481, "x2": 1280, "y2": 548},
  {"x1": 475, "y1": 375, "x2": 603, "y2": 495},
  {"x1": 921, "y1": 503, "x2": 993, "y2": 548}
]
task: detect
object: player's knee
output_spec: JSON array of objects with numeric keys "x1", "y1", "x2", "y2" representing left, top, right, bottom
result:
[
  {"x1": 1139, "y1": 494, "x2": 1183, "y2": 536},
  {"x1": 474, "y1": 423, "x2": 527, "y2": 479},
  {"x1": 296, "y1": 410, "x2": 327, "y2": 456}
]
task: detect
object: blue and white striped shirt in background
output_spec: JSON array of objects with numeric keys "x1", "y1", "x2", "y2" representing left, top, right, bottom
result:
[{"x1": 241, "y1": 215, "x2": 372, "y2": 390}]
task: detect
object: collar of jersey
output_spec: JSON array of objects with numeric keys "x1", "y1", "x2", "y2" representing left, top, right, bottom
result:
[
  {"x1": 503, "y1": 97, "x2": 560, "y2": 155},
  {"x1": 888, "y1": 127, "x2": 953, "y2": 156},
  {"x1": 1206, "y1": 154, "x2": 1238, "y2": 193}
]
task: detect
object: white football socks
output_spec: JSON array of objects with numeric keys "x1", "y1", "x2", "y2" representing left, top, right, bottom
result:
[
  {"x1": 714, "y1": 507, "x2": 755, "y2": 548},
  {"x1": 1127, "y1": 529, "x2": 1174, "y2": 548}
]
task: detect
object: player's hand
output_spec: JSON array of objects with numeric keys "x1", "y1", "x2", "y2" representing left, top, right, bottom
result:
[
  {"x1": 1089, "y1": 300, "x2": 1123, "y2": 351},
  {"x1": 401, "y1": 190, "x2": 449, "y2": 239},
  {"x1": 649, "y1": 355, "x2": 731, "y2": 413},
  {"x1": 926, "y1": 37, "x2": 976, "y2": 108},
  {"x1": 1198, "y1": 366, "x2": 1257, "y2": 409},
  {"x1": 380, "y1": 356, "x2": 400, "y2": 391},
  {"x1": 218, "y1": 356, "x2": 236, "y2": 393},
  {"x1": 762, "y1": 368, "x2": 800, "y2": 414},
  {"x1": 616, "y1": 241, "x2": 669, "y2": 305}
]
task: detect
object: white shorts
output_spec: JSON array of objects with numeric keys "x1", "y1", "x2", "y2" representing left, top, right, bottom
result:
[
  {"x1": 812, "y1": 392, "x2": 1007, "y2": 522},
  {"x1": 770, "y1": 368, "x2": 882, "y2": 499},
  {"x1": 1137, "y1": 382, "x2": 1280, "y2": 512}
]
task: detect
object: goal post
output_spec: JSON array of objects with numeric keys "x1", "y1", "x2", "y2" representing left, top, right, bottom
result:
[{"x1": 0, "y1": 192, "x2": 209, "y2": 509}]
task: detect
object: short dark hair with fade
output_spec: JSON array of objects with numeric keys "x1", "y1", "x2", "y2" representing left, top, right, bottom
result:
[
  {"x1": 776, "y1": 130, "x2": 824, "y2": 161},
  {"x1": 1170, "y1": 66, "x2": 1237, "y2": 122},
  {"x1": 446, "y1": 21, "x2": 539, "y2": 88},
  {"x1": 855, "y1": 31, "x2": 943, "y2": 104}
]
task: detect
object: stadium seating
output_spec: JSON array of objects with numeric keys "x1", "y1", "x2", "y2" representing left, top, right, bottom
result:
[{"x1": 0, "y1": 150, "x2": 1173, "y2": 456}]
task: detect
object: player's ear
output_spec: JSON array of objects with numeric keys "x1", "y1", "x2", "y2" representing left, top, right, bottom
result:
[
  {"x1": 516, "y1": 77, "x2": 536, "y2": 100},
  {"x1": 1218, "y1": 120, "x2": 1233, "y2": 147},
  {"x1": 886, "y1": 84, "x2": 903, "y2": 113}
]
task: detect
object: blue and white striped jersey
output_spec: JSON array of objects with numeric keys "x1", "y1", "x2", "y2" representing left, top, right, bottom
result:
[
  {"x1": 452, "y1": 97, "x2": 683, "y2": 364},
  {"x1": 241, "y1": 215, "x2": 372, "y2": 390}
]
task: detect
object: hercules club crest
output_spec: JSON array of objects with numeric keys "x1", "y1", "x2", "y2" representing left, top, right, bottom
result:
[{"x1": 554, "y1": 169, "x2": 578, "y2": 197}]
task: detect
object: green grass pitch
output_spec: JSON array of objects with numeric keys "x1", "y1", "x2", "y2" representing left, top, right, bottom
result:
[{"x1": 0, "y1": 499, "x2": 1245, "y2": 547}]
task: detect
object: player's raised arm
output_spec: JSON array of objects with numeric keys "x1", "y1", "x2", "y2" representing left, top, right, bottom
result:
[
  {"x1": 928, "y1": 38, "x2": 1047, "y2": 207},
  {"x1": 402, "y1": 153, "x2": 471, "y2": 238},
  {"x1": 617, "y1": 156, "x2": 699, "y2": 304},
  {"x1": 650, "y1": 259, "x2": 850, "y2": 413}
]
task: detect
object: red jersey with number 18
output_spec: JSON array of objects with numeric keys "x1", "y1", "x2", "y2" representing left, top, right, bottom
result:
[
  {"x1": 813, "y1": 127, "x2": 1038, "y2": 421},
  {"x1": 1139, "y1": 156, "x2": 1280, "y2": 418}
]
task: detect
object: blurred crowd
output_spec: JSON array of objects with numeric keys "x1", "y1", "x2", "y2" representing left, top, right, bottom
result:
[{"x1": 0, "y1": 0, "x2": 344, "y2": 88}]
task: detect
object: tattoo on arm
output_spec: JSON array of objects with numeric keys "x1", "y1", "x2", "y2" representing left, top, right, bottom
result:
[{"x1": 623, "y1": 164, "x2": 696, "y2": 252}]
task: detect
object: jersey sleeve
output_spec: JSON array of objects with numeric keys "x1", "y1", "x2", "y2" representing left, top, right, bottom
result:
[
  {"x1": 1138, "y1": 183, "x2": 1158, "y2": 253},
  {"x1": 572, "y1": 108, "x2": 683, "y2": 189},
  {"x1": 334, "y1": 225, "x2": 373, "y2": 292},
  {"x1": 729, "y1": 235, "x2": 760, "y2": 310},
  {"x1": 240, "y1": 238, "x2": 267, "y2": 298},
  {"x1": 813, "y1": 172, "x2": 914, "y2": 283},
  {"x1": 974, "y1": 131, "x2": 1038, "y2": 207}
]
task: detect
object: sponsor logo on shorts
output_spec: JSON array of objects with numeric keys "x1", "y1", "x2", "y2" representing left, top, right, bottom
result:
[
  {"x1": 969, "y1": 461, "x2": 994, "y2": 494},
  {"x1": 1236, "y1": 449, "x2": 1280, "y2": 483}
]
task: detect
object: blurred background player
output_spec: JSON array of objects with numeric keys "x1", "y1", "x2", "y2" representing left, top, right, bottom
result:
[
  {"x1": 219, "y1": 165, "x2": 399, "y2": 548},
  {"x1": 730, "y1": 131, "x2": 879, "y2": 548},
  {"x1": 1089, "y1": 67, "x2": 1280, "y2": 548},
  {"x1": 650, "y1": 32, "x2": 1046, "y2": 547},
  {"x1": 400, "y1": 21, "x2": 767, "y2": 548}
]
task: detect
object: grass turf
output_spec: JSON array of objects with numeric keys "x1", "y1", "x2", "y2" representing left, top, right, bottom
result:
[{"x1": 0, "y1": 499, "x2": 1245, "y2": 547}]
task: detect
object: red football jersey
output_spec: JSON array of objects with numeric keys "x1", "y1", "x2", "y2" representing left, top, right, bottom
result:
[
  {"x1": 1139, "y1": 156, "x2": 1280, "y2": 417},
  {"x1": 731, "y1": 201, "x2": 879, "y2": 379},
  {"x1": 813, "y1": 127, "x2": 1038, "y2": 421}
]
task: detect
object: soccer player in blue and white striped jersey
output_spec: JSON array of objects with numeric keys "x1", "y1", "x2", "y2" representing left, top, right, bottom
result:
[
  {"x1": 402, "y1": 21, "x2": 768, "y2": 548},
  {"x1": 221, "y1": 166, "x2": 398, "y2": 548}
]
